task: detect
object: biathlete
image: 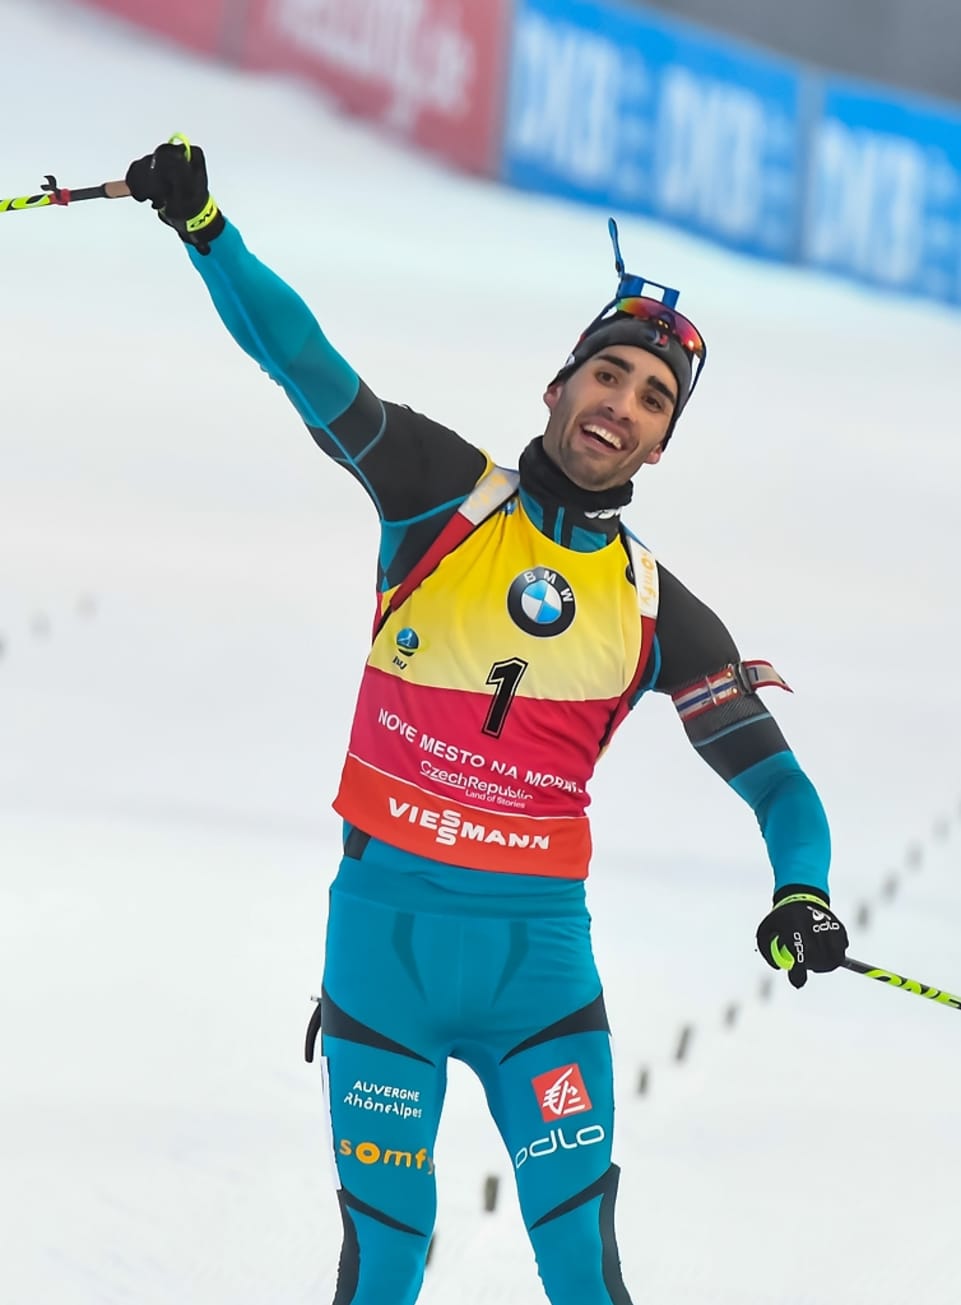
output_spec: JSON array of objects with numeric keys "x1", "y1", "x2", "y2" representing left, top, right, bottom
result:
[{"x1": 123, "y1": 139, "x2": 850, "y2": 1305}]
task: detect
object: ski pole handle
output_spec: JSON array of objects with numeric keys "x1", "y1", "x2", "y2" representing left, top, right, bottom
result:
[
  {"x1": 1, "y1": 175, "x2": 129, "y2": 214},
  {"x1": 843, "y1": 957, "x2": 961, "y2": 1010}
]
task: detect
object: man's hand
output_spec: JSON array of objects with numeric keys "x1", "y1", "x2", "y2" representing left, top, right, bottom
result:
[
  {"x1": 756, "y1": 885, "x2": 849, "y2": 989},
  {"x1": 125, "y1": 138, "x2": 224, "y2": 254}
]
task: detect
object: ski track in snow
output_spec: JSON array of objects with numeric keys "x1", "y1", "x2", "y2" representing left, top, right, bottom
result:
[{"x1": 2, "y1": 1, "x2": 961, "y2": 1301}]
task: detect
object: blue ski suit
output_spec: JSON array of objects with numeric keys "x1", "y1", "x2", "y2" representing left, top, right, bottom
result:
[{"x1": 186, "y1": 222, "x2": 831, "y2": 1304}]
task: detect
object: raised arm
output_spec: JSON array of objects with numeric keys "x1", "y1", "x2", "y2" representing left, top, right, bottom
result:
[
  {"x1": 187, "y1": 219, "x2": 358, "y2": 428},
  {"x1": 124, "y1": 139, "x2": 487, "y2": 538}
]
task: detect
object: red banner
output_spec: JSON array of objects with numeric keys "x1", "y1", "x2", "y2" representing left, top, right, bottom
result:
[
  {"x1": 80, "y1": 0, "x2": 229, "y2": 53},
  {"x1": 241, "y1": 0, "x2": 510, "y2": 174}
]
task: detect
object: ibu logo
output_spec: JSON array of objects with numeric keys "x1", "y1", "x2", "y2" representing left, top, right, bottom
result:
[
  {"x1": 508, "y1": 567, "x2": 576, "y2": 638},
  {"x1": 395, "y1": 627, "x2": 420, "y2": 656}
]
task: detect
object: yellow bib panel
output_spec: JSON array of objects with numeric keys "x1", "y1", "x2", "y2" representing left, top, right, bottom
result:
[{"x1": 335, "y1": 493, "x2": 658, "y2": 878}]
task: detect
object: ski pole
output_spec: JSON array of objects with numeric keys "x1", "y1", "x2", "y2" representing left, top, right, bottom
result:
[
  {"x1": 1, "y1": 174, "x2": 129, "y2": 215},
  {"x1": 843, "y1": 957, "x2": 961, "y2": 1010}
]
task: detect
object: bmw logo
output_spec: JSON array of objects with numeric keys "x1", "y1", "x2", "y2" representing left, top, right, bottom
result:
[
  {"x1": 395, "y1": 627, "x2": 420, "y2": 655},
  {"x1": 507, "y1": 568, "x2": 576, "y2": 637}
]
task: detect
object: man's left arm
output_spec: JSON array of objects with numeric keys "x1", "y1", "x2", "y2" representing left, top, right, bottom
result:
[{"x1": 651, "y1": 564, "x2": 848, "y2": 988}]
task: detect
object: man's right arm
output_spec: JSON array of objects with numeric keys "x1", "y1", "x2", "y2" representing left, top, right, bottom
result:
[
  {"x1": 186, "y1": 220, "x2": 488, "y2": 527},
  {"x1": 125, "y1": 140, "x2": 487, "y2": 531}
]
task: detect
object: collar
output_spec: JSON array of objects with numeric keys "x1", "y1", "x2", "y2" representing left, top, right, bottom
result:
[{"x1": 517, "y1": 438, "x2": 632, "y2": 549}]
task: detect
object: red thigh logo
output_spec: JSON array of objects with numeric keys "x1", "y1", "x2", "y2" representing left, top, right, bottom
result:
[{"x1": 531, "y1": 1063, "x2": 593, "y2": 1122}]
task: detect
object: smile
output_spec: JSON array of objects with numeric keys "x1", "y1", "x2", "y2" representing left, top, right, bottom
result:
[{"x1": 580, "y1": 422, "x2": 623, "y2": 451}]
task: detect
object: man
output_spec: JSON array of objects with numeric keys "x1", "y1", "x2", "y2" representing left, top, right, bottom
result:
[{"x1": 123, "y1": 138, "x2": 849, "y2": 1305}]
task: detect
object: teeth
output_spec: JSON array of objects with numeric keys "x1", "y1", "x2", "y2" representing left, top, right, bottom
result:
[{"x1": 583, "y1": 423, "x2": 621, "y2": 449}]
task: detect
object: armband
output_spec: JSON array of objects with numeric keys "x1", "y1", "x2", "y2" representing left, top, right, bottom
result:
[{"x1": 671, "y1": 659, "x2": 791, "y2": 722}]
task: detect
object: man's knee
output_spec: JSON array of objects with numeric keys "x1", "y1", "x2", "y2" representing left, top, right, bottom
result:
[
  {"x1": 526, "y1": 1165, "x2": 633, "y2": 1305},
  {"x1": 332, "y1": 1188, "x2": 431, "y2": 1305}
]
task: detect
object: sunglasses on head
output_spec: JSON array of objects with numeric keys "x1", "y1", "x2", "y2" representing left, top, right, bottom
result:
[{"x1": 579, "y1": 220, "x2": 708, "y2": 397}]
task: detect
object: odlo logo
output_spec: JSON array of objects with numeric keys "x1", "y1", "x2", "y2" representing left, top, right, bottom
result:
[
  {"x1": 810, "y1": 907, "x2": 841, "y2": 934},
  {"x1": 514, "y1": 1123, "x2": 606, "y2": 1169}
]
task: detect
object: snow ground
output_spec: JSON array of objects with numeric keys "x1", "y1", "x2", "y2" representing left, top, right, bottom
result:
[{"x1": 2, "y1": 1, "x2": 961, "y2": 1301}]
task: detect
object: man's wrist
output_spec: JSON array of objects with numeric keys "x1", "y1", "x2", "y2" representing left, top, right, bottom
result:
[
  {"x1": 773, "y1": 882, "x2": 829, "y2": 907},
  {"x1": 182, "y1": 195, "x2": 220, "y2": 234}
]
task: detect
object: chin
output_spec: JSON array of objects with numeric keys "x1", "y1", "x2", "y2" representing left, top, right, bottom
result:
[{"x1": 572, "y1": 467, "x2": 615, "y2": 492}]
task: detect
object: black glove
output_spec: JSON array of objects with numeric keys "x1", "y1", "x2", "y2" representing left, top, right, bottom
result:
[
  {"x1": 125, "y1": 138, "x2": 224, "y2": 254},
  {"x1": 756, "y1": 884, "x2": 848, "y2": 989}
]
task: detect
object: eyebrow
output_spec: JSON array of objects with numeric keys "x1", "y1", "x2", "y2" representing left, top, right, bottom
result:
[{"x1": 595, "y1": 352, "x2": 677, "y2": 407}]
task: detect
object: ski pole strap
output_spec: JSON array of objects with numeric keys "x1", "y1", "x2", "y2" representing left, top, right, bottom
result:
[
  {"x1": 844, "y1": 957, "x2": 961, "y2": 1009},
  {"x1": 304, "y1": 998, "x2": 323, "y2": 1063},
  {"x1": 672, "y1": 659, "x2": 791, "y2": 722}
]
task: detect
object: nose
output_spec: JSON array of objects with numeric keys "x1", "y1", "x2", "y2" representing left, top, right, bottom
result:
[{"x1": 600, "y1": 393, "x2": 633, "y2": 427}]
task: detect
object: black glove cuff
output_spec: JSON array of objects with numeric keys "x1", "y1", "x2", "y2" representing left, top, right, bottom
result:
[
  {"x1": 773, "y1": 883, "x2": 830, "y2": 907},
  {"x1": 181, "y1": 207, "x2": 225, "y2": 255},
  {"x1": 158, "y1": 204, "x2": 225, "y2": 256}
]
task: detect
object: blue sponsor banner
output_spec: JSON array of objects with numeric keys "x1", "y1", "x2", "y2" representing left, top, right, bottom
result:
[
  {"x1": 502, "y1": 0, "x2": 807, "y2": 261},
  {"x1": 804, "y1": 81, "x2": 961, "y2": 303}
]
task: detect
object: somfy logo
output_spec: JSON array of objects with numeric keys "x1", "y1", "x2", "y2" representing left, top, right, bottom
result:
[{"x1": 339, "y1": 1139, "x2": 434, "y2": 1174}]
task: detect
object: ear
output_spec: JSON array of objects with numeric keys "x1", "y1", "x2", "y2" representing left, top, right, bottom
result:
[
  {"x1": 543, "y1": 382, "x2": 563, "y2": 411},
  {"x1": 643, "y1": 444, "x2": 663, "y2": 466}
]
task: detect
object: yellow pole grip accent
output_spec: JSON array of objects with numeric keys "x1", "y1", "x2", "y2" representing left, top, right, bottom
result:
[
  {"x1": 771, "y1": 937, "x2": 795, "y2": 971},
  {"x1": 1, "y1": 193, "x2": 54, "y2": 213}
]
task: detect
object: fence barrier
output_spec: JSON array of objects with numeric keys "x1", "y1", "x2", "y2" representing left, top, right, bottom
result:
[{"x1": 68, "y1": 0, "x2": 961, "y2": 309}]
